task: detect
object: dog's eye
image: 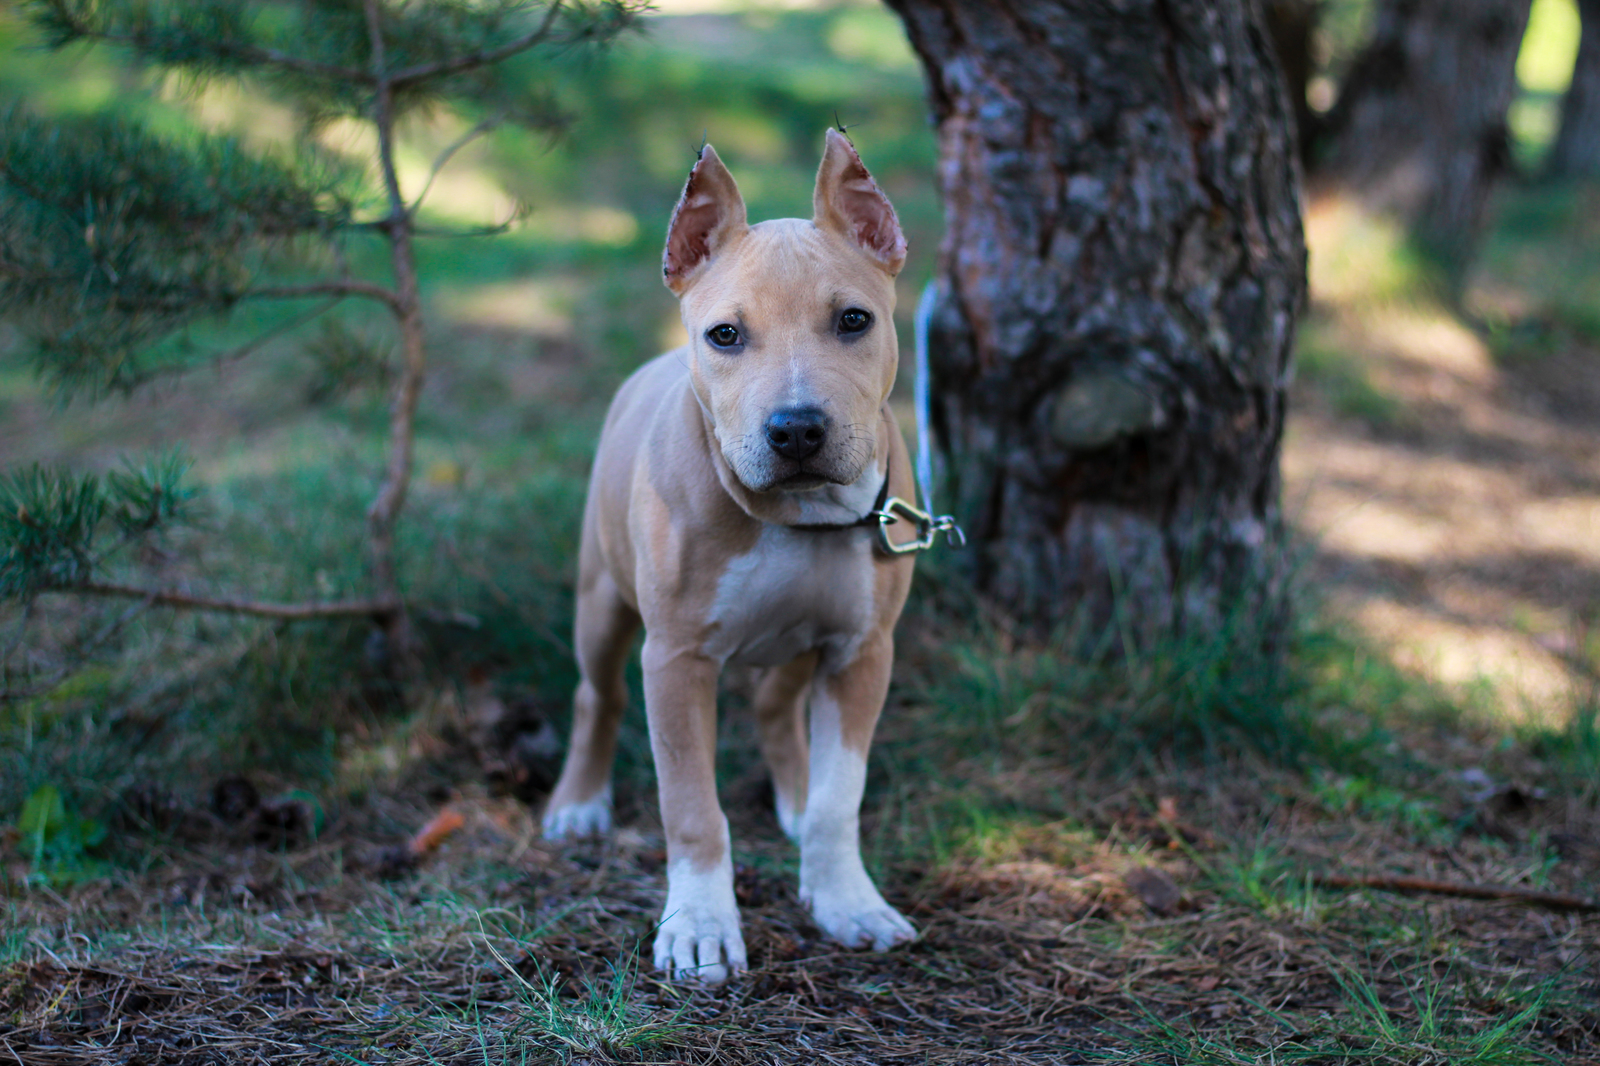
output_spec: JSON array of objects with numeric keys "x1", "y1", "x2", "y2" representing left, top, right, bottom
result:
[
  {"x1": 838, "y1": 308, "x2": 872, "y2": 334},
  {"x1": 706, "y1": 324, "x2": 741, "y2": 348}
]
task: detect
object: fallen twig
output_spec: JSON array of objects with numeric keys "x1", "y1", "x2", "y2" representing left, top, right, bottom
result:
[
  {"x1": 1315, "y1": 873, "x2": 1600, "y2": 913},
  {"x1": 408, "y1": 807, "x2": 466, "y2": 858}
]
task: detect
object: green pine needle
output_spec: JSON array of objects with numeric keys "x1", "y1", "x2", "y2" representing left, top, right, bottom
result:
[{"x1": 0, "y1": 455, "x2": 193, "y2": 600}]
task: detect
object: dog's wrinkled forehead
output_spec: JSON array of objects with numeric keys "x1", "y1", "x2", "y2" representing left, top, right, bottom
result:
[{"x1": 680, "y1": 220, "x2": 893, "y2": 322}]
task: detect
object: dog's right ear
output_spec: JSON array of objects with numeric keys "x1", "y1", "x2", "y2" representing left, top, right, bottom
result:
[{"x1": 662, "y1": 144, "x2": 748, "y2": 296}]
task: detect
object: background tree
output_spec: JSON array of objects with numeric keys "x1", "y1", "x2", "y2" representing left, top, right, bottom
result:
[
  {"x1": 1548, "y1": 0, "x2": 1600, "y2": 179},
  {"x1": 1314, "y1": 0, "x2": 1534, "y2": 285},
  {"x1": 1264, "y1": 0, "x2": 1320, "y2": 163},
  {"x1": 0, "y1": 0, "x2": 640, "y2": 659},
  {"x1": 881, "y1": 0, "x2": 1306, "y2": 636}
]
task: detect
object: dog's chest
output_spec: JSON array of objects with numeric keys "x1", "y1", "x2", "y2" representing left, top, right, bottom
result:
[{"x1": 702, "y1": 525, "x2": 877, "y2": 668}]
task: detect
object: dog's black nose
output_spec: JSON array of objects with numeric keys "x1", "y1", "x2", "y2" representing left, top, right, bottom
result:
[{"x1": 765, "y1": 407, "x2": 828, "y2": 461}]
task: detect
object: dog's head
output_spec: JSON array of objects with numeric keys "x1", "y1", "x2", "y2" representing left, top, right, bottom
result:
[{"x1": 662, "y1": 129, "x2": 907, "y2": 495}]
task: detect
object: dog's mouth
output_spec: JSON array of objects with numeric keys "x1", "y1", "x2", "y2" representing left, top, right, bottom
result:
[
  {"x1": 726, "y1": 447, "x2": 866, "y2": 494},
  {"x1": 773, "y1": 471, "x2": 832, "y2": 491}
]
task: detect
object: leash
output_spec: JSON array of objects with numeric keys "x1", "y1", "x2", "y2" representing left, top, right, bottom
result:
[{"x1": 866, "y1": 282, "x2": 965, "y2": 555}]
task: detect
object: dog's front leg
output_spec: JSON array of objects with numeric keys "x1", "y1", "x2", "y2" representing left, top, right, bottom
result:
[
  {"x1": 641, "y1": 636, "x2": 746, "y2": 984},
  {"x1": 800, "y1": 632, "x2": 917, "y2": 950}
]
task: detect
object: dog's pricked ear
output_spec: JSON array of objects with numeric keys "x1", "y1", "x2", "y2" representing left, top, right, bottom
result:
[
  {"x1": 663, "y1": 144, "x2": 748, "y2": 295},
  {"x1": 812, "y1": 128, "x2": 907, "y2": 277}
]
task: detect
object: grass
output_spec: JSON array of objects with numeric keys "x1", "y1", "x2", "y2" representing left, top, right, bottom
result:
[
  {"x1": 1116, "y1": 965, "x2": 1555, "y2": 1065},
  {"x1": 1522, "y1": 695, "x2": 1600, "y2": 801},
  {"x1": 470, "y1": 938, "x2": 687, "y2": 1061},
  {"x1": 1295, "y1": 321, "x2": 1408, "y2": 430}
]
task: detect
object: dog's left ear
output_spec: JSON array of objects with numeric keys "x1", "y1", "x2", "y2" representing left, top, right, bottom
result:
[
  {"x1": 663, "y1": 144, "x2": 748, "y2": 296},
  {"x1": 812, "y1": 128, "x2": 907, "y2": 277}
]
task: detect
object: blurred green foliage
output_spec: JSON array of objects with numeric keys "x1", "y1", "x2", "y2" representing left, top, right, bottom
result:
[{"x1": 16, "y1": 783, "x2": 111, "y2": 886}]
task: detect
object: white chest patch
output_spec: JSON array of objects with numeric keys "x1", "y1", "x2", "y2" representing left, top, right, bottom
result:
[{"x1": 703, "y1": 524, "x2": 876, "y2": 668}]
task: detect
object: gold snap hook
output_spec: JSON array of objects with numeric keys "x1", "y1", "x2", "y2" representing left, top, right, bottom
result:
[{"x1": 873, "y1": 497, "x2": 966, "y2": 555}]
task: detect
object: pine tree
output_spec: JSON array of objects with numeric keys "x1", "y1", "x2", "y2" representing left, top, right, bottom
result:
[
  {"x1": 1548, "y1": 0, "x2": 1600, "y2": 180},
  {"x1": 0, "y1": 0, "x2": 642, "y2": 667},
  {"x1": 884, "y1": 0, "x2": 1305, "y2": 637}
]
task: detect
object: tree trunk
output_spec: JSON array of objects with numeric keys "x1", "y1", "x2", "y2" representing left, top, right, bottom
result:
[
  {"x1": 1548, "y1": 0, "x2": 1600, "y2": 179},
  {"x1": 1316, "y1": 0, "x2": 1533, "y2": 274},
  {"x1": 883, "y1": 0, "x2": 1306, "y2": 636}
]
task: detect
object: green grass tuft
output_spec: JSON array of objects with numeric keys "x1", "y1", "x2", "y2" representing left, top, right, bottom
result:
[
  {"x1": 1295, "y1": 326, "x2": 1406, "y2": 429},
  {"x1": 1107, "y1": 964, "x2": 1556, "y2": 1065}
]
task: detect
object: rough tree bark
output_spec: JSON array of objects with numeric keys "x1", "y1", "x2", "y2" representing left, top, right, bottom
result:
[
  {"x1": 883, "y1": 0, "x2": 1306, "y2": 635},
  {"x1": 1316, "y1": 0, "x2": 1533, "y2": 274},
  {"x1": 1548, "y1": 0, "x2": 1600, "y2": 179}
]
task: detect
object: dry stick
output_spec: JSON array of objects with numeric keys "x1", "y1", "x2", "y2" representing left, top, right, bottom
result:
[
  {"x1": 78, "y1": 581, "x2": 399, "y2": 621},
  {"x1": 1314, "y1": 873, "x2": 1600, "y2": 913}
]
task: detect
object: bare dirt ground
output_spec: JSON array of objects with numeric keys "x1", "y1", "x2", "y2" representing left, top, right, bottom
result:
[{"x1": 1286, "y1": 194, "x2": 1600, "y2": 723}]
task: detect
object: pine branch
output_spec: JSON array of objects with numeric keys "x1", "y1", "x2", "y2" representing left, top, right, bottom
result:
[
  {"x1": 409, "y1": 113, "x2": 505, "y2": 215},
  {"x1": 140, "y1": 297, "x2": 342, "y2": 385},
  {"x1": 0, "y1": 594, "x2": 149, "y2": 703},
  {"x1": 410, "y1": 218, "x2": 524, "y2": 239},
  {"x1": 245, "y1": 280, "x2": 402, "y2": 312},
  {"x1": 388, "y1": 1, "x2": 564, "y2": 87},
  {"x1": 30, "y1": 0, "x2": 370, "y2": 83},
  {"x1": 75, "y1": 582, "x2": 401, "y2": 621},
  {"x1": 8, "y1": 0, "x2": 643, "y2": 657}
]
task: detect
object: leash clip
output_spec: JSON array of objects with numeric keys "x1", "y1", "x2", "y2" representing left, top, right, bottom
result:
[{"x1": 873, "y1": 496, "x2": 967, "y2": 555}]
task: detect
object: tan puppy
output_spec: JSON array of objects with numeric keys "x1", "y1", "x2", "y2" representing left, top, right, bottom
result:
[{"x1": 541, "y1": 130, "x2": 918, "y2": 983}]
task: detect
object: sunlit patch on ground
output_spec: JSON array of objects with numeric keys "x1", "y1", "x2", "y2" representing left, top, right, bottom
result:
[{"x1": 1285, "y1": 191, "x2": 1600, "y2": 722}]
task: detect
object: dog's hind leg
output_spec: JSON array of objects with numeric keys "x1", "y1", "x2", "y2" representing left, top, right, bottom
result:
[
  {"x1": 753, "y1": 651, "x2": 816, "y2": 842},
  {"x1": 543, "y1": 567, "x2": 639, "y2": 839}
]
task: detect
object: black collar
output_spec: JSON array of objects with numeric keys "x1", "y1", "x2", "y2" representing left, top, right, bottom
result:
[{"x1": 787, "y1": 470, "x2": 892, "y2": 532}]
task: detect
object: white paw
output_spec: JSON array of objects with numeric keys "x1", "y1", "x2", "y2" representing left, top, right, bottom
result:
[
  {"x1": 802, "y1": 876, "x2": 918, "y2": 951},
  {"x1": 653, "y1": 859, "x2": 746, "y2": 984},
  {"x1": 541, "y1": 789, "x2": 612, "y2": 840}
]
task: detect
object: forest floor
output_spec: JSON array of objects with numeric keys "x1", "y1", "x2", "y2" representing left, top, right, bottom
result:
[{"x1": 2, "y1": 7, "x2": 1599, "y2": 1062}]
